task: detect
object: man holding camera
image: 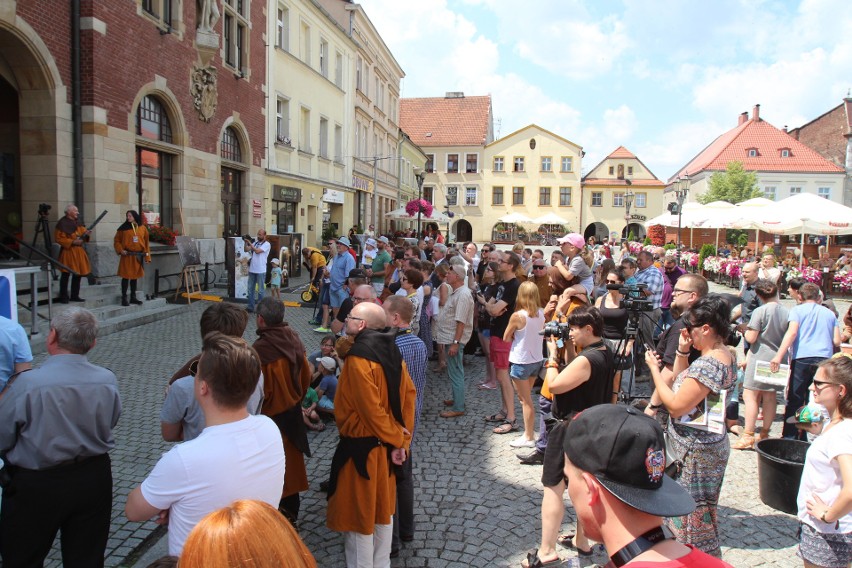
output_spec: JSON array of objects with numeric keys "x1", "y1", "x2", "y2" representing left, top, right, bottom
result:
[
  {"x1": 244, "y1": 229, "x2": 270, "y2": 313},
  {"x1": 634, "y1": 251, "x2": 664, "y2": 375}
]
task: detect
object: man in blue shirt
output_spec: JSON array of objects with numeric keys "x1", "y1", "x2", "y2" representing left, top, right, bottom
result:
[
  {"x1": 328, "y1": 237, "x2": 355, "y2": 322},
  {"x1": 634, "y1": 250, "x2": 664, "y2": 373},
  {"x1": 383, "y1": 295, "x2": 427, "y2": 556},
  {"x1": 0, "y1": 316, "x2": 32, "y2": 389},
  {"x1": 770, "y1": 282, "x2": 840, "y2": 439}
]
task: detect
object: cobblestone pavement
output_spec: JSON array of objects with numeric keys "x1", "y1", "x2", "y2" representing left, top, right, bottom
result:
[{"x1": 31, "y1": 276, "x2": 846, "y2": 567}]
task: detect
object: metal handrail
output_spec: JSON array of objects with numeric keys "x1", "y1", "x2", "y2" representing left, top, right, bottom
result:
[{"x1": 0, "y1": 226, "x2": 77, "y2": 274}]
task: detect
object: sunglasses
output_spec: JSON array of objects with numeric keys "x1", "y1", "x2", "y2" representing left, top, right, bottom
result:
[
  {"x1": 532, "y1": 265, "x2": 547, "y2": 270},
  {"x1": 813, "y1": 379, "x2": 839, "y2": 390}
]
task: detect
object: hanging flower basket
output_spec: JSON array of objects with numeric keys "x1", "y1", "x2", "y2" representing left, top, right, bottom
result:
[{"x1": 405, "y1": 199, "x2": 433, "y2": 218}]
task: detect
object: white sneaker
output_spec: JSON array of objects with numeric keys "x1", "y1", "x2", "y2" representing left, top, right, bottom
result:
[{"x1": 509, "y1": 436, "x2": 535, "y2": 448}]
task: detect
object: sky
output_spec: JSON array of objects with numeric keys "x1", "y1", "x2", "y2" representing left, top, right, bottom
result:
[{"x1": 357, "y1": 0, "x2": 851, "y2": 182}]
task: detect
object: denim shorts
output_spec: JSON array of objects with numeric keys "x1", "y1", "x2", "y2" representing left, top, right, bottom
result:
[{"x1": 510, "y1": 360, "x2": 543, "y2": 380}]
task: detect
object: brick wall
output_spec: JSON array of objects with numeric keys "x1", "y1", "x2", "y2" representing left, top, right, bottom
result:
[
  {"x1": 788, "y1": 104, "x2": 847, "y2": 169},
  {"x1": 18, "y1": 1, "x2": 266, "y2": 166}
]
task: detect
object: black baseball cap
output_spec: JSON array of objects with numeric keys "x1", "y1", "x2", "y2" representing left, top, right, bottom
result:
[
  {"x1": 346, "y1": 268, "x2": 367, "y2": 282},
  {"x1": 564, "y1": 405, "x2": 695, "y2": 518}
]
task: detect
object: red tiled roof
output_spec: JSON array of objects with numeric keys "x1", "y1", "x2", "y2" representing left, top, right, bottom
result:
[
  {"x1": 607, "y1": 145, "x2": 636, "y2": 159},
  {"x1": 670, "y1": 113, "x2": 844, "y2": 182},
  {"x1": 400, "y1": 95, "x2": 492, "y2": 147}
]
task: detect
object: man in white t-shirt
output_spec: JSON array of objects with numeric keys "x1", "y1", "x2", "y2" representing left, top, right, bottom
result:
[
  {"x1": 245, "y1": 229, "x2": 271, "y2": 313},
  {"x1": 125, "y1": 333, "x2": 285, "y2": 557}
]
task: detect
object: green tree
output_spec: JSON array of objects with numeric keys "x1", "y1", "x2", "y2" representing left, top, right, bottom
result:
[{"x1": 696, "y1": 161, "x2": 762, "y2": 205}]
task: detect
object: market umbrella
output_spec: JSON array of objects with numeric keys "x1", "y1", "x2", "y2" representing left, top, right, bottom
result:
[
  {"x1": 533, "y1": 213, "x2": 570, "y2": 225},
  {"x1": 499, "y1": 212, "x2": 536, "y2": 224}
]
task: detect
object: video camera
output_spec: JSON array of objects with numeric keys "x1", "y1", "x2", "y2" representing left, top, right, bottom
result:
[
  {"x1": 38, "y1": 203, "x2": 51, "y2": 217},
  {"x1": 242, "y1": 234, "x2": 254, "y2": 242},
  {"x1": 606, "y1": 282, "x2": 654, "y2": 312}
]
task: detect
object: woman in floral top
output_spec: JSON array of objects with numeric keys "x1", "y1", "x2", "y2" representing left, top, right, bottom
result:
[{"x1": 646, "y1": 295, "x2": 736, "y2": 557}]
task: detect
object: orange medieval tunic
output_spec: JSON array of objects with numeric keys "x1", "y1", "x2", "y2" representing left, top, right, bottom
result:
[
  {"x1": 54, "y1": 224, "x2": 90, "y2": 275},
  {"x1": 113, "y1": 224, "x2": 150, "y2": 279},
  {"x1": 258, "y1": 348, "x2": 312, "y2": 497},
  {"x1": 326, "y1": 356, "x2": 416, "y2": 535}
]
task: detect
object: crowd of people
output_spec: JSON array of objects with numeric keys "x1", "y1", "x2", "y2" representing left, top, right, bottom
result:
[{"x1": 4, "y1": 225, "x2": 852, "y2": 567}]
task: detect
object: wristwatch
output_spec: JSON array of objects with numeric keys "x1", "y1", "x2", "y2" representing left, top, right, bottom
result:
[{"x1": 453, "y1": 340, "x2": 461, "y2": 345}]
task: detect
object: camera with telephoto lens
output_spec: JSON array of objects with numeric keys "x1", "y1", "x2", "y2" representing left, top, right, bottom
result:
[
  {"x1": 540, "y1": 320, "x2": 571, "y2": 340},
  {"x1": 38, "y1": 203, "x2": 52, "y2": 216},
  {"x1": 242, "y1": 234, "x2": 254, "y2": 242}
]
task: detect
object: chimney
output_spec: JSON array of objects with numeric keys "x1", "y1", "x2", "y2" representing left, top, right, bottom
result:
[
  {"x1": 738, "y1": 112, "x2": 748, "y2": 126},
  {"x1": 752, "y1": 104, "x2": 761, "y2": 121},
  {"x1": 782, "y1": 125, "x2": 788, "y2": 133}
]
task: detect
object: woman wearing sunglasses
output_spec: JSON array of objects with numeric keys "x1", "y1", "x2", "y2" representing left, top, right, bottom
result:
[
  {"x1": 645, "y1": 295, "x2": 735, "y2": 558},
  {"x1": 796, "y1": 355, "x2": 852, "y2": 568}
]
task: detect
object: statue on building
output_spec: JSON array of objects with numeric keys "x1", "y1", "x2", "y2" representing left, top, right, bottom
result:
[{"x1": 197, "y1": 0, "x2": 221, "y2": 33}]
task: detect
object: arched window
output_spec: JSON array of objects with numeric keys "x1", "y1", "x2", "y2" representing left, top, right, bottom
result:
[
  {"x1": 135, "y1": 95, "x2": 175, "y2": 228},
  {"x1": 220, "y1": 127, "x2": 245, "y2": 238}
]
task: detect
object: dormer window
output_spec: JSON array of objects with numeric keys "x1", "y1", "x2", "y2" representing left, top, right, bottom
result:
[
  {"x1": 747, "y1": 148, "x2": 758, "y2": 157},
  {"x1": 780, "y1": 148, "x2": 791, "y2": 158}
]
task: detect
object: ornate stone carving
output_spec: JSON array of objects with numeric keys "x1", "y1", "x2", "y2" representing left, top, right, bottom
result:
[{"x1": 191, "y1": 65, "x2": 218, "y2": 123}]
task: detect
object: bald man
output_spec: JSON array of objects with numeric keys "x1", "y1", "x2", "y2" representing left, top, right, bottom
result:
[{"x1": 327, "y1": 302, "x2": 416, "y2": 567}]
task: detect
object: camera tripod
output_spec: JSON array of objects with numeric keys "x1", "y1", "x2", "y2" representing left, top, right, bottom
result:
[
  {"x1": 612, "y1": 309, "x2": 657, "y2": 404},
  {"x1": 31, "y1": 208, "x2": 58, "y2": 280}
]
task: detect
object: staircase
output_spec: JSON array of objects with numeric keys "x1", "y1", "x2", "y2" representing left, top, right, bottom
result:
[{"x1": 10, "y1": 269, "x2": 187, "y2": 354}]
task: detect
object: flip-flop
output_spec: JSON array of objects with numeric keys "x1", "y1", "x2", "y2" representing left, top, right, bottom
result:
[
  {"x1": 478, "y1": 383, "x2": 497, "y2": 390},
  {"x1": 484, "y1": 412, "x2": 507, "y2": 423},
  {"x1": 521, "y1": 549, "x2": 562, "y2": 568},
  {"x1": 493, "y1": 419, "x2": 518, "y2": 434}
]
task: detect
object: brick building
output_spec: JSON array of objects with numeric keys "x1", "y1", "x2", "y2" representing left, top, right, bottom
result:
[{"x1": 0, "y1": 0, "x2": 266, "y2": 286}]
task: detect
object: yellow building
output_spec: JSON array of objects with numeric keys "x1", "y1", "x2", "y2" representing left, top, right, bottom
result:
[
  {"x1": 481, "y1": 124, "x2": 583, "y2": 243},
  {"x1": 267, "y1": 0, "x2": 356, "y2": 248},
  {"x1": 581, "y1": 146, "x2": 666, "y2": 242},
  {"x1": 396, "y1": 130, "x2": 428, "y2": 233}
]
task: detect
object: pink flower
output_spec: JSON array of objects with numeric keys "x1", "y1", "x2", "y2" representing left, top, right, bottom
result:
[{"x1": 405, "y1": 199, "x2": 433, "y2": 218}]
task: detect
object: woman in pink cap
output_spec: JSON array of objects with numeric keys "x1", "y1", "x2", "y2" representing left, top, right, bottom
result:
[{"x1": 554, "y1": 233, "x2": 594, "y2": 309}]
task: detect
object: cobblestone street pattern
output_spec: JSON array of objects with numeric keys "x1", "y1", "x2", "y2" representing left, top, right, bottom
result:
[{"x1": 30, "y1": 278, "x2": 828, "y2": 567}]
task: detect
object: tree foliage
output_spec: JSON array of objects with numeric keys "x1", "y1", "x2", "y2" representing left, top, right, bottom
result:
[{"x1": 697, "y1": 161, "x2": 762, "y2": 205}]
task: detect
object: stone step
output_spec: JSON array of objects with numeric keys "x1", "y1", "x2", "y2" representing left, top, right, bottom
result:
[{"x1": 24, "y1": 298, "x2": 187, "y2": 354}]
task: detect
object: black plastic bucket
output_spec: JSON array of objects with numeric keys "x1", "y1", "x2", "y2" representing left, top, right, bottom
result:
[{"x1": 755, "y1": 438, "x2": 810, "y2": 515}]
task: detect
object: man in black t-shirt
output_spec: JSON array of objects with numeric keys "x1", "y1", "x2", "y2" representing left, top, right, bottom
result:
[
  {"x1": 484, "y1": 251, "x2": 521, "y2": 433},
  {"x1": 647, "y1": 273, "x2": 708, "y2": 417},
  {"x1": 330, "y1": 270, "x2": 368, "y2": 335}
]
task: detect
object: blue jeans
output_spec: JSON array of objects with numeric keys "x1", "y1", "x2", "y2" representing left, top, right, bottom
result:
[
  {"x1": 536, "y1": 395, "x2": 552, "y2": 455},
  {"x1": 782, "y1": 357, "x2": 822, "y2": 439},
  {"x1": 247, "y1": 271, "x2": 265, "y2": 311},
  {"x1": 447, "y1": 347, "x2": 465, "y2": 411}
]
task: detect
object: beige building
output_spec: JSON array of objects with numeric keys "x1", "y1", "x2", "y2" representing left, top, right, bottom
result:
[
  {"x1": 399, "y1": 93, "x2": 494, "y2": 241},
  {"x1": 317, "y1": 0, "x2": 404, "y2": 236},
  {"x1": 267, "y1": 0, "x2": 356, "y2": 248},
  {"x1": 395, "y1": 130, "x2": 428, "y2": 233},
  {"x1": 581, "y1": 146, "x2": 666, "y2": 242},
  {"x1": 481, "y1": 125, "x2": 583, "y2": 243}
]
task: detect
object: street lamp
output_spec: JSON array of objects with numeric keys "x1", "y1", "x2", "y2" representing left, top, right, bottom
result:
[
  {"x1": 623, "y1": 187, "x2": 635, "y2": 241},
  {"x1": 414, "y1": 167, "x2": 426, "y2": 237},
  {"x1": 674, "y1": 173, "x2": 691, "y2": 261},
  {"x1": 354, "y1": 155, "x2": 398, "y2": 234}
]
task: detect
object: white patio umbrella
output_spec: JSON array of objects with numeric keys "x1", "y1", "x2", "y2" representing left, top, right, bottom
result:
[
  {"x1": 738, "y1": 193, "x2": 852, "y2": 267},
  {"x1": 533, "y1": 213, "x2": 570, "y2": 225},
  {"x1": 499, "y1": 212, "x2": 536, "y2": 224}
]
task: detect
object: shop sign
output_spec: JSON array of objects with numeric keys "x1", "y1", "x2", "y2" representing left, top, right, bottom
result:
[
  {"x1": 273, "y1": 185, "x2": 301, "y2": 202},
  {"x1": 252, "y1": 199, "x2": 262, "y2": 218},
  {"x1": 630, "y1": 214, "x2": 646, "y2": 221},
  {"x1": 352, "y1": 174, "x2": 373, "y2": 193},
  {"x1": 323, "y1": 188, "x2": 345, "y2": 204}
]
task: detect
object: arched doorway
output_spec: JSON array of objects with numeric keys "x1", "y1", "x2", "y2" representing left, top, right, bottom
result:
[
  {"x1": 0, "y1": 23, "x2": 65, "y2": 248},
  {"x1": 622, "y1": 222, "x2": 646, "y2": 241},
  {"x1": 455, "y1": 219, "x2": 472, "y2": 242},
  {"x1": 584, "y1": 222, "x2": 609, "y2": 244}
]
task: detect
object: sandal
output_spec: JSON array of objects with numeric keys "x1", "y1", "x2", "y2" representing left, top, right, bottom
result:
[
  {"x1": 493, "y1": 419, "x2": 518, "y2": 434},
  {"x1": 521, "y1": 549, "x2": 562, "y2": 568},
  {"x1": 731, "y1": 433, "x2": 755, "y2": 450},
  {"x1": 484, "y1": 412, "x2": 507, "y2": 423},
  {"x1": 557, "y1": 534, "x2": 593, "y2": 555}
]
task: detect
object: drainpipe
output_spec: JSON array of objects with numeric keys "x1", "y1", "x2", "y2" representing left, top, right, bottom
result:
[{"x1": 71, "y1": 0, "x2": 84, "y2": 217}]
